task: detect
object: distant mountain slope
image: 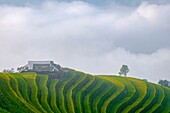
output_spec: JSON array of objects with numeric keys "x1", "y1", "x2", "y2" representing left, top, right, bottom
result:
[{"x1": 0, "y1": 69, "x2": 170, "y2": 113}]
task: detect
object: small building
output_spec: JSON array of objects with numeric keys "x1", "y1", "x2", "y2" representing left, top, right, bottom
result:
[
  {"x1": 27, "y1": 61, "x2": 59, "y2": 72},
  {"x1": 20, "y1": 61, "x2": 68, "y2": 79}
]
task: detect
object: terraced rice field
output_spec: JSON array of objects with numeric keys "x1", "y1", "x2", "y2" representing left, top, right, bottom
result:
[{"x1": 0, "y1": 69, "x2": 170, "y2": 113}]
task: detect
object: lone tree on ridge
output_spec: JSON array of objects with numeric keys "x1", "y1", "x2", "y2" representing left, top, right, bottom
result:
[{"x1": 119, "y1": 65, "x2": 129, "y2": 76}]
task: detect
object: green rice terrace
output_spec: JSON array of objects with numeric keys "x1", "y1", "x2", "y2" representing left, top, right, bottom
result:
[{"x1": 0, "y1": 69, "x2": 170, "y2": 113}]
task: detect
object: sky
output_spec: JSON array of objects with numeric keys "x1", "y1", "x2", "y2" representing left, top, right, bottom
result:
[{"x1": 0, "y1": 0, "x2": 170, "y2": 83}]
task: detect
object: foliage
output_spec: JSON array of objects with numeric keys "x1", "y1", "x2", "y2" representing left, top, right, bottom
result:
[
  {"x1": 3, "y1": 68, "x2": 14, "y2": 73},
  {"x1": 119, "y1": 65, "x2": 130, "y2": 76},
  {"x1": 0, "y1": 70, "x2": 170, "y2": 113},
  {"x1": 158, "y1": 79, "x2": 170, "y2": 88},
  {"x1": 17, "y1": 66, "x2": 28, "y2": 72}
]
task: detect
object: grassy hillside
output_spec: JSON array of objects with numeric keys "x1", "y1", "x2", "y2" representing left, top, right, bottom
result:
[{"x1": 0, "y1": 69, "x2": 170, "y2": 113}]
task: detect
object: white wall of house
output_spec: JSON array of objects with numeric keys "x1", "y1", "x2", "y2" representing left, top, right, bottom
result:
[{"x1": 28, "y1": 61, "x2": 53, "y2": 69}]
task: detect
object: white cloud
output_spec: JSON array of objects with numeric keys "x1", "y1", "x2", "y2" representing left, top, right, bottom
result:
[
  {"x1": 0, "y1": 1, "x2": 170, "y2": 83},
  {"x1": 137, "y1": 2, "x2": 170, "y2": 24},
  {"x1": 105, "y1": 48, "x2": 170, "y2": 83}
]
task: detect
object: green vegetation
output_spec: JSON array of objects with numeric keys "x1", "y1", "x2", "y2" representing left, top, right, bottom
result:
[
  {"x1": 49, "y1": 80, "x2": 60, "y2": 113},
  {"x1": 158, "y1": 79, "x2": 170, "y2": 88},
  {"x1": 36, "y1": 74, "x2": 53, "y2": 113},
  {"x1": 0, "y1": 69, "x2": 170, "y2": 113},
  {"x1": 98, "y1": 76, "x2": 125, "y2": 113},
  {"x1": 22, "y1": 73, "x2": 46, "y2": 113},
  {"x1": 119, "y1": 65, "x2": 129, "y2": 76}
]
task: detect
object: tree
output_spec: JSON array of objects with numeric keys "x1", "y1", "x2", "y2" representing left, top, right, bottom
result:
[
  {"x1": 3, "y1": 68, "x2": 14, "y2": 73},
  {"x1": 17, "y1": 66, "x2": 27, "y2": 72},
  {"x1": 158, "y1": 79, "x2": 170, "y2": 88},
  {"x1": 17, "y1": 67, "x2": 22, "y2": 72},
  {"x1": 119, "y1": 65, "x2": 129, "y2": 76},
  {"x1": 142, "y1": 79, "x2": 148, "y2": 82}
]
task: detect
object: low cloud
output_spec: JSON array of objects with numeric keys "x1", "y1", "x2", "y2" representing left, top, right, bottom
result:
[{"x1": 0, "y1": 1, "x2": 170, "y2": 83}]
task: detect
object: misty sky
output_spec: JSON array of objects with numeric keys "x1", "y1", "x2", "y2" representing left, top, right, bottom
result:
[{"x1": 0, "y1": 0, "x2": 170, "y2": 83}]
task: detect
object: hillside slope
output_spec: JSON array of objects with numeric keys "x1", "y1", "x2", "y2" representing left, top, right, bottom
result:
[{"x1": 0, "y1": 69, "x2": 170, "y2": 113}]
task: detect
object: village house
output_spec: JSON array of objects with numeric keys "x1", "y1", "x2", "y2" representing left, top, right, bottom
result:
[{"x1": 19, "y1": 61, "x2": 68, "y2": 79}]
